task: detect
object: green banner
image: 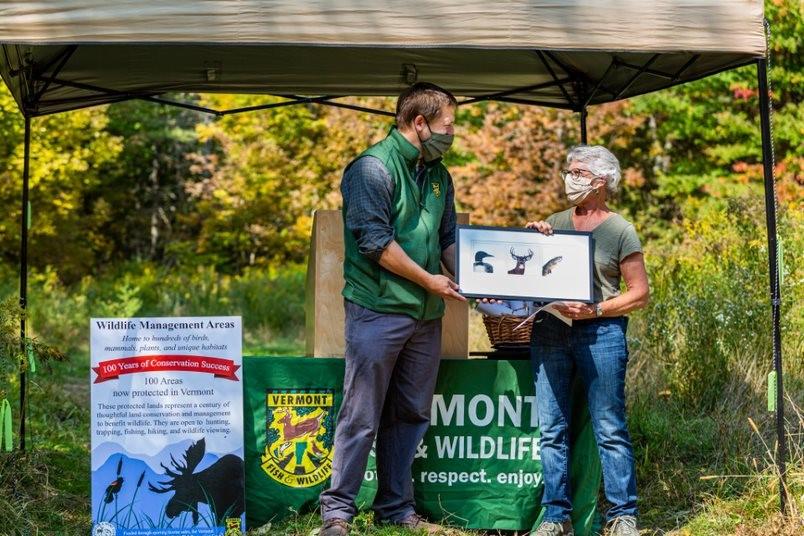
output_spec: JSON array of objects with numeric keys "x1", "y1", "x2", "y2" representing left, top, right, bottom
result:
[{"x1": 243, "y1": 356, "x2": 601, "y2": 533}]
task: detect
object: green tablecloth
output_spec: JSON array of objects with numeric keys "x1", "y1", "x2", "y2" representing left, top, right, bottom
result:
[{"x1": 243, "y1": 356, "x2": 601, "y2": 533}]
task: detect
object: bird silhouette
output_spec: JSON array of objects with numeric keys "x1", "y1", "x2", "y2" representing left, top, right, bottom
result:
[
  {"x1": 103, "y1": 456, "x2": 124, "y2": 503},
  {"x1": 473, "y1": 251, "x2": 495, "y2": 273}
]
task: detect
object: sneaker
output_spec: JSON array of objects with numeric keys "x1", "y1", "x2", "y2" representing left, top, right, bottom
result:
[
  {"x1": 607, "y1": 515, "x2": 639, "y2": 536},
  {"x1": 384, "y1": 513, "x2": 444, "y2": 534},
  {"x1": 319, "y1": 518, "x2": 349, "y2": 536},
  {"x1": 533, "y1": 520, "x2": 574, "y2": 536}
]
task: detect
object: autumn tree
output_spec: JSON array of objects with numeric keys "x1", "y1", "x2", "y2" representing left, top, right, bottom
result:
[{"x1": 0, "y1": 89, "x2": 122, "y2": 282}]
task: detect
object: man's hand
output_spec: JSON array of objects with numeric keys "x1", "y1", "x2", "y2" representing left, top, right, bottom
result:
[
  {"x1": 379, "y1": 241, "x2": 466, "y2": 302},
  {"x1": 552, "y1": 301, "x2": 595, "y2": 320},
  {"x1": 426, "y1": 274, "x2": 467, "y2": 302}
]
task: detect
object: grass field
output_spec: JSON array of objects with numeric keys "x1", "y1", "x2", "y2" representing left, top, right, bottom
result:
[
  {"x1": 1, "y1": 203, "x2": 802, "y2": 534},
  {"x1": 1, "y1": 315, "x2": 801, "y2": 536}
]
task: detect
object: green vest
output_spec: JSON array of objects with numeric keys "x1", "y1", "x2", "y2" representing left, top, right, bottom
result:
[{"x1": 342, "y1": 128, "x2": 449, "y2": 320}]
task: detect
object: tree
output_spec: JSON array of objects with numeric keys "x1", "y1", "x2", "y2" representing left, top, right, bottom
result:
[
  {"x1": 103, "y1": 98, "x2": 202, "y2": 263},
  {"x1": 449, "y1": 101, "x2": 648, "y2": 226},
  {"x1": 0, "y1": 87, "x2": 122, "y2": 282},
  {"x1": 620, "y1": 0, "x2": 802, "y2": 236},
  {"x1": 182, "y1": 95, "x2": 391, "y2": 270}
]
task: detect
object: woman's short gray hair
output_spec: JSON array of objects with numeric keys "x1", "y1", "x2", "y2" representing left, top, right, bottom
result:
[{"x1": 566, "y1": 145, "x2": 622, "y2": 194}]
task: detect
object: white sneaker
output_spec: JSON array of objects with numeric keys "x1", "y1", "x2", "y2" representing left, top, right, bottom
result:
[
  {"x1": 607, "y1": 515, "x2": 639, "y2": 536},
  {"x1": 533, "y1": 520, "x2": 574, "y2": 536}
]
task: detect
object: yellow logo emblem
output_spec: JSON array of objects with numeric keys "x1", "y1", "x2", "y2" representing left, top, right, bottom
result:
[
  {"x1": 432, "y1": 182, "x2": 441, "y2": 198},
  {"x1": 261, "y1": 390, "x2": 334, "y2": 488},
  {"x1": 224, "y1": 517, "x2": 243, "y2": 536}
]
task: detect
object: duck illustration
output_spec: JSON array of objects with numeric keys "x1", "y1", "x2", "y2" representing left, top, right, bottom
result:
[{"x1": 473, "y1": 251, "x2": 495, "y2": 273}]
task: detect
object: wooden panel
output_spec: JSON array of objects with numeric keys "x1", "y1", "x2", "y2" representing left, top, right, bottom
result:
[
  {"x1": 305, "y1": 210, "x2": 346, "y2": 357},
  {"x1": 441, "y1": 212, "x2": 470, "y2": 358},
  {"x1": 305, "y1": 209, "x2": 469, "y2": 358}
]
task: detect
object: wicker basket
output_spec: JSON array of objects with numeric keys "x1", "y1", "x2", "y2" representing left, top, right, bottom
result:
[{"x1": 482, "y1": 314, "x2": 534, "y2": 346}]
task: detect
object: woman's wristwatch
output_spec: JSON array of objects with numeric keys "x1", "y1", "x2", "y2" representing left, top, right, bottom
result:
[{"x1": 594, "y1": 302, "x2": 604, "y2": 317}]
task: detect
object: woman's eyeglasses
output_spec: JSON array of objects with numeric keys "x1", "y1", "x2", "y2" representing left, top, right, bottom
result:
[{"x1": 560, "y1": 169, "x2": 596, "y2": 181}]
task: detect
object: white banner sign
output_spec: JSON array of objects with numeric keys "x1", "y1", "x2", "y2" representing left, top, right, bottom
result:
[{"x1": 90, "y1": 316, "x2": 244, "y2": 536}]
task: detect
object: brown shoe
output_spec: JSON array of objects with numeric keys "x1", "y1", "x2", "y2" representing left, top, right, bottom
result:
[
  {"x1": 386, "y1": 513, "x2": 444, "y2": 534},
  {"x1": 319, "y1": 518, "x2": 349, "y2": 536}
]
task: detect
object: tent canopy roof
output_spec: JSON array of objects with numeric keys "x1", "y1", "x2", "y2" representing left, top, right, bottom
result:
[{"x1": 0, "y1": 1, "x2": 766, "y2": 116}]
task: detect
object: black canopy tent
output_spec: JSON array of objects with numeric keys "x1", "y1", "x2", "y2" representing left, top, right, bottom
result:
[{"x1": 0, "y1": 0, "x2": 787, "y2": 511}]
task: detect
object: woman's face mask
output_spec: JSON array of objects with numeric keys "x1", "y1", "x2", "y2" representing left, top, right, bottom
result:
[
  {"x1": 562, "y1": 169, "x2": 603, "y2": 205},
  {"x1": 419, "y1": 119, "x2": 454, "y2": 162}
]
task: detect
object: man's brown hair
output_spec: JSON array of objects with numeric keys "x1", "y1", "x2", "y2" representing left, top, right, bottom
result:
[{"x1": 395, "y1": 82, "x2": 457, "y2": 127}]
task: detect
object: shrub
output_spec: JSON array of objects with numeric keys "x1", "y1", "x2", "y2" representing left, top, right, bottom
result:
[
  {"x1": 1, "y1": 262, "x2": 307, "y2": 353},
  {"x1": 631, "y1": 196, "x2": 801, "y2": 411}
]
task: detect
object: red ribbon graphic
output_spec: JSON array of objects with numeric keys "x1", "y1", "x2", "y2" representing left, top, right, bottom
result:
[{"x1": 92, "y1": 355, "x2": 240, "y2": 383}]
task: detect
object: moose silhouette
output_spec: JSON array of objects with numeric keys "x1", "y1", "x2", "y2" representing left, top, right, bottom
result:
[
  {"x1": 508, "y1": 247, "x2": 534, "y2": 275},
  {"x1": 149, "y1": 438, "x2": 244, "y2": 526}
]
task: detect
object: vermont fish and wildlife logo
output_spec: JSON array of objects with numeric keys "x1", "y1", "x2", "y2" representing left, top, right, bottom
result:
[
  {"x1": 262, "y1": 389, "x2": 334, "y2": 487},
  {"x1": 92, "y1": 522, "x2": 116, "y2": 536},
  {"x1": 431, "y1": 182, "x2": 441, "y2": 198},
  {"x1": 224, "y1": 517, "x2": 243, "y2": 536}
]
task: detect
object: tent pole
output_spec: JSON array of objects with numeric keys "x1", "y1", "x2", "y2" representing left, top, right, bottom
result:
[
  {"x1": 756, "y1": 58, "x2": 787, "y2": 514},
  {"x1": 18, "y1": 114, "x2": 31, "y2": 451},
  {"x1": 580, "y1": 107, "x2": 588, "y2": 144}
]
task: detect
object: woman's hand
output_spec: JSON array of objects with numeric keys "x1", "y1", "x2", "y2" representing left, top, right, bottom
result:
[
  {"x1": 552, "y1": 301, "x2": 596, "y2": 320},
  {"x1": 478, "y1": 297, "x2": 503, "y2": 304},
  {"x1": 526, "y1": 220, "x2": 554, "y2": 235}
]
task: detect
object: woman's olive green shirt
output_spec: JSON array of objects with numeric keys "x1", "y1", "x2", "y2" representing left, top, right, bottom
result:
[{"x1": 547, "y1": 208, "x2": 642, "y2": 303}]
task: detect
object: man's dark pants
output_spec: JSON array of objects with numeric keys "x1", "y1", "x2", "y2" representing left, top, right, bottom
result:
[{"x1": 319, "y1": 300, "x2": 442, "y2": 523}]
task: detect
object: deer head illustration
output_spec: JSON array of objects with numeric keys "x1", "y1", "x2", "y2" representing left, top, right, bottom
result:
[
  {"x1": 508, "y1": 248, "x2": 534, "y2": 275},
  {"x1": 149, "y1": 438, "x2": 244, "y2": 526}
]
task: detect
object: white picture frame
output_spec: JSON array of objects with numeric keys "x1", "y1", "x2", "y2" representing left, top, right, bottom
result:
[{"x1": 455, "y1": 224, "x2": 594, "y2": 302}]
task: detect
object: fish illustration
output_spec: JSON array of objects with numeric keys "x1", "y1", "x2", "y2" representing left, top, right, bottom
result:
[{"x1": 542, "y1": 256, "x2": 563, "y2": 275}]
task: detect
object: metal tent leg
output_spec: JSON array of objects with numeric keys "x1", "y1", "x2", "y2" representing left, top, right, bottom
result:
[
  {"x1": 756, "y1": 58, "x2": 787, "y2": 513},
  {"x1": 580, "y1": 107, "x2": 588, "y2": 144},
  {"x1": 19, "y1": 115, "x2": 31, "y2": 451}
]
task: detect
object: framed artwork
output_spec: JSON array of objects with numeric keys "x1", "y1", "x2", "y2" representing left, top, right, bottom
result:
[{"x1": 455, "y1": 224, "x2": 594, "y2": 302}]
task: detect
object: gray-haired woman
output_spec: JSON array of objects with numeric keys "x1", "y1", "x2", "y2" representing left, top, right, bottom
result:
[{"x1": 527, "y1": 145, "x2": 649, "y2": 536}]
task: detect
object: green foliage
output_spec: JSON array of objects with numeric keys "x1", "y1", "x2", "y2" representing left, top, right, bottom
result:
[
  {"x1": 0, "y1": 3, "x2": 800, "y2": 534},
  {"x1": 633, "y1": 196, "x2": 802, "y2": 411},
  {"x1": 620, "y1": 0, "x2": 803, "y2": 238},
  {"x1": 0, "y1": 89, "x2": 123, "y2": 282},
  {"x1": 4, "y1": 263, "x2": 307, "y2": 354},
  {"x1": 182, "y1": 95, "x2": 388, "y2": 271},
  {"x1": 24, "y1": 269, "x2": 89, "y2": 354},
  {"x1": 628, "y1": 390, "x2": 804, "y2": 534},
  {"x1": 101, "y1": 98, "x2": 203, "y2": 264},
  {"x1": 0, "y1": 349, "x2": 92, "y2": 534},
  {"x1": 0, "y1": 295, "x2": 66, "y2": 381}
]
